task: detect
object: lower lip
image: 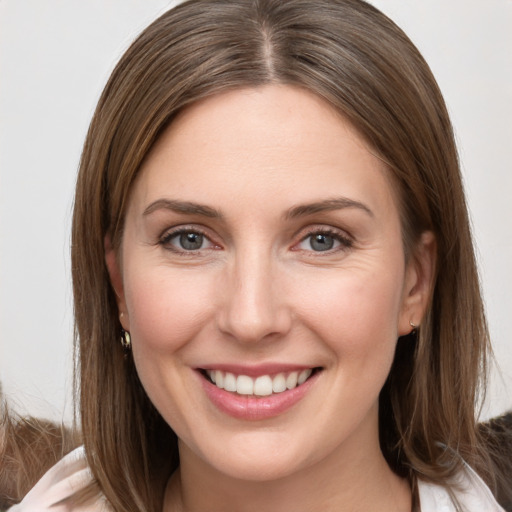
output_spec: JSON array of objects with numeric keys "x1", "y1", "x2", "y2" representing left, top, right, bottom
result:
[{"x1": 199, "y1": 371, "x2": 320, "y2": 421}]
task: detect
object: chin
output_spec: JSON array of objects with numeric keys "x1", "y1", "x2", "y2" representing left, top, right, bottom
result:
[
  {"x1": 212, "y1": 453, "x2": 306, "y2": 482},
  {"x1": 190, "y1": 429, "x2": 323, "y2": 483}
]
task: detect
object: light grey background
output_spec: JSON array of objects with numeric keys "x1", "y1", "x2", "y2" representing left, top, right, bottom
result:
[{"x1": 1, "y1": 0, "x2": 511, "y2": 423}]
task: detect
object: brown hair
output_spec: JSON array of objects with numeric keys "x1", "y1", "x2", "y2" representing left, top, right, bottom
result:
[
  {"x1": 71, "y1": 0, "x2": 497, "y2": 510},
  {"x1": 479, "y1": 412, "x2": 512, "y2": 510},
  {"x1": 0, "y1": 401, "x2": 79, "y2": 509}
]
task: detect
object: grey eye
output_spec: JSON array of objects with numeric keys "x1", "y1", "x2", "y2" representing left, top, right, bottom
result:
[
  {"x1": 179, "y1": 232, "x2": 204, "y2": 250},
  {"x1": 309, "y1": 233, "x2": 335, "y2": 251}
]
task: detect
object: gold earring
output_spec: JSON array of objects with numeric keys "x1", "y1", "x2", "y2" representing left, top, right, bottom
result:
[{"x1": 121, "y1": 330, "x2": 131, "y2": 351}]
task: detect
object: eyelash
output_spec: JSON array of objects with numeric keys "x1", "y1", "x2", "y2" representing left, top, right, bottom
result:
[
  {"x1": 158, "y1": 226, "x2": 217, "y2": 254},
  {"x1": 158, "y1": 226, "x2": 353, "y2": 255},
  {"x1": 294, "y1": 228, "x2": 353, "y2": 254}
]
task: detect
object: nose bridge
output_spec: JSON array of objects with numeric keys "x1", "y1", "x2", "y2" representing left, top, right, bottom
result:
[{"x1": 218, "y1": 243, "x2": 290, "y2": 343}]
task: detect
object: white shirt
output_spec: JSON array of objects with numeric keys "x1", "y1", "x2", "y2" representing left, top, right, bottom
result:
[
  {"x1": 9, "y1": 446, "x2": 506, "y2": 512},
  {"x1": 7, "y1": 447, "x2": 109, "y2": 512},
  {"x1": 418, "y1": 461, "x2": 505, "y2": 511}
]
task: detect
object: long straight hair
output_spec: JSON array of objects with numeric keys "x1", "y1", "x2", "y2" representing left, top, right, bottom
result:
[{"x1": 72, "y1": 1, "x2": 495, "y2": 510}]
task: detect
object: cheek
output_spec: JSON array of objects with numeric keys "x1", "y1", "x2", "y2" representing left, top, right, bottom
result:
[
  {"x1": 296, "y1": 261, "x2": 404, "y2": 362},
  {"x1": 123, "y1": 266, "x2": 216, "y2": 354},
  {"x1": 121, "y1": 266, "x2": 218, "y2": 430}
]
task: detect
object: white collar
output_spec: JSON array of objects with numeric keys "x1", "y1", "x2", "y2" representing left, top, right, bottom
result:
[{"x1": 418, "y1": 462, "x2": 505, "y2": 512}]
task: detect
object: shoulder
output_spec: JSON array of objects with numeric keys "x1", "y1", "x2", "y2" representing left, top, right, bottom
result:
[
  {"x1": 418, "y1": 463, "x2": 506, "y2": 512},
  {"x1": 7, "y1": 446, "x2": 111, "y2": 512}
]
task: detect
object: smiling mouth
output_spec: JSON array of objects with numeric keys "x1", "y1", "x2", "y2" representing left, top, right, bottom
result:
[{"x1": 200, "y1": 368, "x2": 321, "y2": 397}]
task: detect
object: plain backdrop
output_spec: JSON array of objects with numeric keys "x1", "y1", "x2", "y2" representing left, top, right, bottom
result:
[{"x1": 0, "y1": 0, "x2": 511, "y2": 423}]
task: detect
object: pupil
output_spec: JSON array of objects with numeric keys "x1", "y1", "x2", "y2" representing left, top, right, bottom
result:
[
  {"x1": 311, "y1": 234, "x2": 334, "y2": 251},
  {"x1": 180, "y1": 232, "x2": 203, "y2": 250}
]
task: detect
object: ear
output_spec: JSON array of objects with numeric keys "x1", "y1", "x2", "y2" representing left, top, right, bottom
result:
[
  {"x1": 105, "y1": 234, "x2": 130, "y2": 331},
  {"x1": 398, "y1": 231, "x2": 436, "y2": 336}
]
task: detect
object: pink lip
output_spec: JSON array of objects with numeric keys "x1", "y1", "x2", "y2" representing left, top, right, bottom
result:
[{"x1": 198, "y1": 369, "x2": 320, "y2": 421}]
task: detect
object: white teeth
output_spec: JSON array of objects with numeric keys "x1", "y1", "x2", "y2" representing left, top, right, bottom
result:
[
  {"x1": 286, "y1": 371, "x2": 298, "y2": 390},
  {"x1": 206, "y1": 368, "x2": 315, "y2": 396},
  {"x1": 298, "y1": 369, "x2": 312, "y2": 385},
  {"x1": 254, "y1": 375, "x2": 273, "y2": 396},
  {"x1": 223, "y1": 372, "x2": 237, "y2": 392},
  {"x1": 272, "y1": 373, "x2": 286, "y2": 393},
  {"x1": 236, "y1": 375, "x2": 254, "y2": 395},
  {"x1": 215, "y1": 370, "x2": 224, "y2": 388}
]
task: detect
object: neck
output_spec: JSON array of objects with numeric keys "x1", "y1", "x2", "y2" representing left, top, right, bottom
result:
[{"x1": 163, "y1": 419, "x2": 411, "y2": 512}]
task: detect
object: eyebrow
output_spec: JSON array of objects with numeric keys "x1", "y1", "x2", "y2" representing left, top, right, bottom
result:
[
  {"x1": 143, "y1": 197, "x2": 373, "y2": 220},
  {"x1": 143, "y1": 199, "x2": 222, "y2": 218},
  {"x1": 285, "y1": 197, "x2": 374, "y2": 219}
]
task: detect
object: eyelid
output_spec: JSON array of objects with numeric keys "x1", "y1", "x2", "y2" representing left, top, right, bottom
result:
[
  {"x1": 158, "y1": 224, "x2": 221, "y2": 252},
  {"x1": 156, "y1": 223, "x2": 353, "y2": 254},
  {"x1": 291, "y1": 225, "x2": 353, "y2": 252}
]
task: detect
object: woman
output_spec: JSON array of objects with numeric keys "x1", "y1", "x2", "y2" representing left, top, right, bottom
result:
[{"x1": 6, "y1": 0, "x2": 509, "y2": 510}]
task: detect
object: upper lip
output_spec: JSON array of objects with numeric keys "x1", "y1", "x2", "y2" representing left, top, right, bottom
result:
[{"x1": 197, "y1": 363, "x2": 319, "y2": 377}]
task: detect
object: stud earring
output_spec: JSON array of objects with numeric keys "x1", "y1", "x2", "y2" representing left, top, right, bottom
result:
[
  {"x1": 121, "y1": 329, "x2": 131, "y2": 351},
  {"x1": 409, "y1": 320, "x2": 418, "y2": 334}
]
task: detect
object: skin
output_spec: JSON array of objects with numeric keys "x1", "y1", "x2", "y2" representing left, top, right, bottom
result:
[{"x1": 106, "y1": 85, "x2": 435, "y2": 512}]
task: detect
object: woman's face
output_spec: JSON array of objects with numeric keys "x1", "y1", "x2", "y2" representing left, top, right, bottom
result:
[{"x1": 108, "y1": 85, "x2": 431, "y2": 481}]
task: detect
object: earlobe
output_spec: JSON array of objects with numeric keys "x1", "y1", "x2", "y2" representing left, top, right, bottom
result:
[
  {"x1": 104, "y1": 234, "x2": 130, "y2": 331},
  {"x1": 398, "y1": 231, "x2": 436, "y2": 336}
]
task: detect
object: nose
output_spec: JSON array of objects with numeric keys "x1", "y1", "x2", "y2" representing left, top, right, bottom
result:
[{"x1": 216, "y1": 248, "x2": 292, "y2": 344}]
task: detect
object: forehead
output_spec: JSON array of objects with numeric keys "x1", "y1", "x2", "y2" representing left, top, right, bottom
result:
[{"x1": 130, "y1": 85, "x2": 399, "y2": 220}]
